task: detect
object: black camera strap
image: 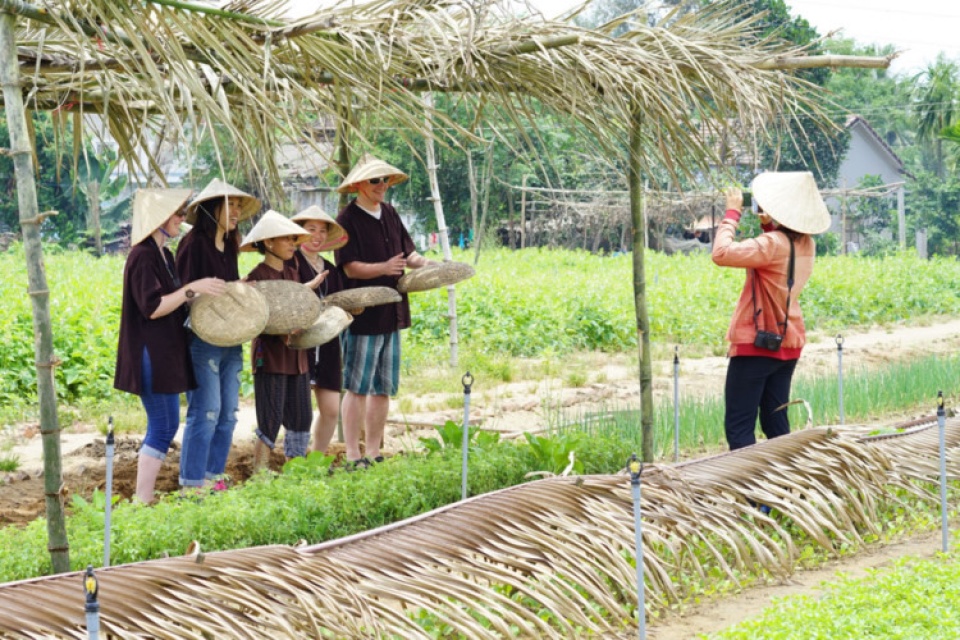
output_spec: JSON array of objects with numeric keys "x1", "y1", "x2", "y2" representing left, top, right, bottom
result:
[{"x1": 751, "y1": 233, "x2": 795, "y2": 337}]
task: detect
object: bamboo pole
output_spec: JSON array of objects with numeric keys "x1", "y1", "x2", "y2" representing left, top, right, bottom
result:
[
  {"x1": 423, "y1": 93, "x2": 459, "y2": 367},
  {"x1": 0, "y1": 10, "x2": 69, "y2": 573},
  {"x1": 629, "y1": 110, "x2": 654, "y2": 462}
]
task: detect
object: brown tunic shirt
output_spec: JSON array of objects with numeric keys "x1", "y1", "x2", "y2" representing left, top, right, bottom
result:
[
  {"x1": 334, "y1": 200, "x2": 415, "y2": 335},
  {"x1": 114, "y1": 239, "x2": 195, "y2": 395},
  {"x1": 294, "y1": 250, "x2": 345, "y2": 382},
  {"x1": 247, "y1": 261, "x2": 309, "y2": 376},
  {"x1": 175, "y1": 228, "x2": 241, "y2": 283}
]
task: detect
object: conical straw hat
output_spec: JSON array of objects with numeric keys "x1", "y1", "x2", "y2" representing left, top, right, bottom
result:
[
  {"x1": 291, "y1": 205, "x2": 349, "y2": 251},
  {"x1": 397, "y1": 262, "x2": 476, "y2": 293},
  {"x1": 185, "y1": 178, "x2": 260, "y2": 224},
  {"x1": 288, "y1": 306, "x2": 353, "y2": 350},
  {"x1": 336, "y1": 153, "x2": 409, "y2": 193},
  {"x1": 750, "y1": 172, "x2": 831, "y2": 235},
  {"x1": 131, "y1": 188, "x2": 193, "y2": 246},
  {"x1": 240, "y1": 210, "x2": 312, "y2": 252},
  {"x1": 189, "y1": 282, "x2": 269, "y2": 347}
]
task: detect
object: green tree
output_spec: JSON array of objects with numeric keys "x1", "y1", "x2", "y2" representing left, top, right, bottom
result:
[
  {"x1": 745, "y1": 0, "x2": 847, "y2": 184},
  {"x1": 824, "y1": 39, "x2": 914, "y2": 150},
  {"x1": 0, "y1": 112, "x2": 88, "y2": 244},
  {"x1": 915, "y1": 56, "x2": 960, "y2": 179}
]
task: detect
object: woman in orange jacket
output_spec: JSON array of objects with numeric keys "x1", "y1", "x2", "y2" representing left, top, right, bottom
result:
[{"x1": 711, "y1": 172, "x2": 830, "y2": 451}]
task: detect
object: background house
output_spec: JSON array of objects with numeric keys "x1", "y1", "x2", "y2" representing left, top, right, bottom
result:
[{"x1": 831, "y1": 115, "x2": 910, "y2": 252}]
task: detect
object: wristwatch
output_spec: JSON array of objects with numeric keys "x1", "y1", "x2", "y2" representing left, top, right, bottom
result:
[{"x1": 185, "y1": 288, "x2": 196, "y2": 300}]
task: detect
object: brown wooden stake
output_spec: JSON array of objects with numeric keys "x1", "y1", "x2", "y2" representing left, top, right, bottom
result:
[{"x1": 629, "y1": 109, "x2": 654, "y2": 462}]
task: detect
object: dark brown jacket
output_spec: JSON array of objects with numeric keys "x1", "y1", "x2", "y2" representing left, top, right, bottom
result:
[
  {"x1": 334, "y1": 201, "x2": 415, "y2": 335},
  {"x1": 247, "y1": 261, "x2": 309, "y2": 376},
  {"x1": 114, "y1": 240, "x2": 195, "y2": 395},
  {"x1": 175, "y1": 227, "x2": 240, "y2": 283}
]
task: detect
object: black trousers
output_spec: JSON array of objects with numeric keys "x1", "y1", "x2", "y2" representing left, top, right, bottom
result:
[{"x1": 724, "y1": 356, "x2": 799, "y2": 451}]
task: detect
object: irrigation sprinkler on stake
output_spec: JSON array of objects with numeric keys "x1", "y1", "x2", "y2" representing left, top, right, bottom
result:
[
  {"x1": 836, "y1": 334, "x2": 845, "y2": 425},
  {"x1": 461, "y1": 372, "x2": 474, "y2": 501},
  {"x1": 937, "y1": 391, "x2": 948, "y2": 553},
  {"x1": 104, "y1": 417, "x2": 114, "y2": 567},
  {"x1": 83, "y1": 565, "x2": 100, "y2": 640},
  {"x1": 673, "y1": 346, "x2": 680, "y2": 463},
  {"x1": 627, "y1": 454, "x2": 647, "y2": 640}
]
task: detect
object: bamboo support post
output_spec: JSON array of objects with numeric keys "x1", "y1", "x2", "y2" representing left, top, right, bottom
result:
[{"x1": 0, "y1": 9, "x2": 69, "y2": 573}]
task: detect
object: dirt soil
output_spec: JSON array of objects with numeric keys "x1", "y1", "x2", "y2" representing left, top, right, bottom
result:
[{"x1": 3, "y1": 319, "x2": 960, "y2": 636}]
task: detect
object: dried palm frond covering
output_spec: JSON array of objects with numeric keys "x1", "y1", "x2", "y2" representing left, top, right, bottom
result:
[
  {"x1": 1, "y1": 421, "x2": 957, "y2": 638},
  {"x1": 3, "y1": 0, "x2": 888, "y2": 198}
]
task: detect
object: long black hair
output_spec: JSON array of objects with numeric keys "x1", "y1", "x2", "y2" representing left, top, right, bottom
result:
[{"x1": 193, "y1": 197, "x2": 240, "y2": 245}]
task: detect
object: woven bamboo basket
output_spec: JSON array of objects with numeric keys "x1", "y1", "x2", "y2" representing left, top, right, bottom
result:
[
  {"x1": 189, "y1": 282, "x2": 269, "y2": 347},
  {"x1": 288, "y1": 305, "x2": 353, "y2": 349},
  {"x1": 323, "y1": 286, "x2": 401, "y2": 311},
  {"x1": 397, "y1": 261, "x2": 475, "y2": 293},
  {"x1": 251, "y1": 280, "x2": 323, "y2": 335}
]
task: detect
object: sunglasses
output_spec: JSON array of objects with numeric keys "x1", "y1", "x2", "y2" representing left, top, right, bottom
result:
[{"x1": 368, "y1": 177, "x2": 390, "y2": 185}]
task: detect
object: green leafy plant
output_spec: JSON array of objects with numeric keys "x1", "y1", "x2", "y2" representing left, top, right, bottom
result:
[
  {"x1": 419, "y1": 420, "x2": 501, "y2": 454},
  {"x1": 0, "y1": 454, "x2": 19, "y2": 473},
  {"x1": 523, "y1": 431, "x2": 585, "y2": 475},
  {"x1": 282, "y1": 451, "x2": 336, "y2": 477}
]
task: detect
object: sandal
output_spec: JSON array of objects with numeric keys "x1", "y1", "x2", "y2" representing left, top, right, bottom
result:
[{"x1": 347, "y1": 457, "x2": 372, "y2": 470}]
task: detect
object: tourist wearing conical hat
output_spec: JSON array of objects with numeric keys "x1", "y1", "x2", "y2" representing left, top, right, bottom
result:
[
  {"x1": 241, "y1": 211, "x2": 318, "y2": 468},
  {"x1": 334, "y1": 153, "x2": 437, "y2": 469},
  {"x1": 291, "y1": 205, "x2": 349, "y2": 455},
  {"x1": 712, "y1": 172, "x2": 830, "y2": 455},
  {"x1": 175, "y1": 178, "x2": 260, "y2": 492},
  {"x1": 115, "y1": 188, "x2": 228, "y2": 504}
]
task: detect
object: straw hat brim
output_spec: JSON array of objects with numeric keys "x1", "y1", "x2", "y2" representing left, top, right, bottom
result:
[
  {"x1": 131, "y1": 188, "x2": 193, "y2": 246},
  {"x1": 240, "y1": 210, "x2": 313, "y2": 252},
  {"x1": 291, "y1": 205, "x2": 349, "y2": 251},
  {"x1": 185, "y1": 178, "x2": 261, "y2": 224},
  {"x1": 251, "y1": 279, "x2": 323, "y2": 335},
  {"x1": 189, "y1": 282, "x2": 269, "y2": 347},
  {"x1": 397, "y1": 262, "x2": 476, "y2": 293},
  {"x1": 323, "y1": 287, "x2": 402, "y2": 310},
  {"x1": 750, "y1": 171, "x2": 831, "y2": 235},
  {"x1": 336, "y1": 153, "x2": 409, "y2": 193},
  {"x1": 288, "y1": 306, "x2": 353, "y2": 349}
]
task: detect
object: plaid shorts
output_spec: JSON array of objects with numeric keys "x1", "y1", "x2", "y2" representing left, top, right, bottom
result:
[{"x1": 342, "y1": 329, "x2": 401, "y2": 396}]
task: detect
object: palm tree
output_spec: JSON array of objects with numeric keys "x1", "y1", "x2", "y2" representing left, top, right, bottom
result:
[{"x1": 915, "y1": 56, "x2": 959, "y2": 179}]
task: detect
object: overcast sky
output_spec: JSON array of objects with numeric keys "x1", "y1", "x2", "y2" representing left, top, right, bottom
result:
[{"x1": 282, "y1": 0, "x2": 958, "y2": 76}]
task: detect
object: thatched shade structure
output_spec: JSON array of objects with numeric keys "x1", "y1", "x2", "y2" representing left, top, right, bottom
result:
[{"x1": 1, "y1": 0, "x2": 892, "y2": 572}]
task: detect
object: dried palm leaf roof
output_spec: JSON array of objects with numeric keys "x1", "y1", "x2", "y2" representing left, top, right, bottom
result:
[
  {"x1": 1, "y1": 420, "x2": 955, "y2": 639},
  {"x1": 4, "y1": 0, "x2": 890, "y2": 198}
]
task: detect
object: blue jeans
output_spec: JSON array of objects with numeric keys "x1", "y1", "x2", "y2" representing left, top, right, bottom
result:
[
  {"x1": 179, "y1": 338, "x2": 243, "y2": 487},
  {"x1": 139, "y1": 348, "x2": 181, "y2": 460}
]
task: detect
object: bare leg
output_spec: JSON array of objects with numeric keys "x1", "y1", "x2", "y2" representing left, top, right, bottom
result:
[
  {"x1": 364, "y1": 394, "x2": 390, "y2": 459},
  {"x1": 252, "y1": 440, "x2": 271, "y2": 472},
  {"x1": 136, "y1": 454, "x2": 163, "y2": 504},
  {"x1": 310, "y1": 388, "x2": 340, "y2": 454},
  {"x1": 341, "y1": 390, "x2": 367, "y2": 460}
]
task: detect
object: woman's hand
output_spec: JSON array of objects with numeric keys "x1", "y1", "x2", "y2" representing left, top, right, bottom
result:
[
  {"x1": 306, "y1": 270, "x2": 329, "y2": 290},
  {"x1": 725, "y1": 187, "x2": 743, "y2": 212},
  {"x1": 189, "y1": 277, "x2": 227, "y2": 297}
]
